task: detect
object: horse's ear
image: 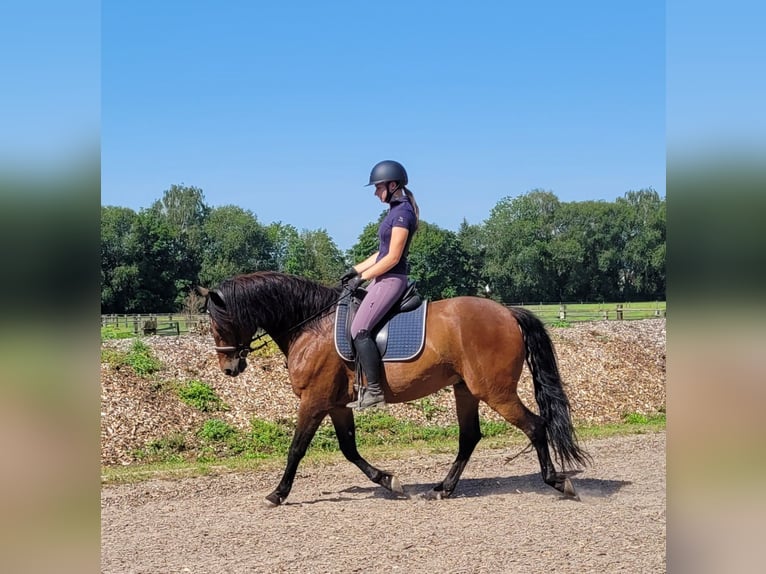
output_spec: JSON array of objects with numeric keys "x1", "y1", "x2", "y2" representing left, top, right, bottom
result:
[
  {"x1": 194, "y1": 286, "x2": 225, "y2": 309},
  {"x1": 208, "y1": 289, "x2": 227, "y2": 309}
]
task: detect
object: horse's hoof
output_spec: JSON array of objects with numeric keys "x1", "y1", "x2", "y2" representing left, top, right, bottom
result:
[
  {"x1": 562, "y1": 478, "x2": 580, "y2": 501},
  {"x1": 421, "y1": 490, "x2": 446, "y2": 501},
  {"x1": 390, "y1": 476, "x2": 404, "y2": 495},
  {"x1": 380, "y1": 474, "x2": 405, "y2": 495},
  {"x1": 263, "y1": 492, "x2": 284, "y2": 507}
]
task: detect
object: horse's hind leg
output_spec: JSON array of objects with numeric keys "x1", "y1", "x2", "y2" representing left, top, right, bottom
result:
[
  {"x1": 489, "y1": 396, "x2": 577, "y2": 498},
  {"x1": 424, "y1": 381, "x2": 482, "y2": 500},
  {"x1": 328, "y1": 407, "x2": 404, "y2": 496}
]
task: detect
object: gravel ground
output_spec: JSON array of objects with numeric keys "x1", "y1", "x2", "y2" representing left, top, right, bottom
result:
[{"x1": 101, "y1": 432, "x2": 666, "y2": 573}]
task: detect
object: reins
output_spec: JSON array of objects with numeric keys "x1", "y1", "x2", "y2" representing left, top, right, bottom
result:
[{"x1": 213, "y1": 285, "x2": 351, "y2": 357}]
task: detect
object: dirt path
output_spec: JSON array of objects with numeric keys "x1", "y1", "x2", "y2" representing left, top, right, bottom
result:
[{"x1": 101, "y1": 432, "x2": 665, "y2": 573}]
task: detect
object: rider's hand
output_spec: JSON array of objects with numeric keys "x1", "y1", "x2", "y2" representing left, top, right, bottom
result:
[
  {"x1": 345, "y1": 274, "x2": 364, "y2": 292},
  {"x1": 340, "y1": 268, "x2": 359, "y2": 284}
]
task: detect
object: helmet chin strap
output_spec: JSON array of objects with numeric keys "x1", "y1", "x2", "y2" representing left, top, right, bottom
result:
[{"x1": 384, "y1": 183, "x2": 400, "y2": 203}]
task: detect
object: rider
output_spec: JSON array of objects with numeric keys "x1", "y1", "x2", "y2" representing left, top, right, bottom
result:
[{"x1": 341, "y1": 160, "x2": 420, "y2": 409}]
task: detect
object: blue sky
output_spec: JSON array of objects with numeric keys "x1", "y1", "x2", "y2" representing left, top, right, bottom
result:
[
  {"x1": 666, "y1": 1, "x2": 766, "y2": 162},
  {"x1": 100, "y1": 1, "x2": 665, "y2": 251},
  {"x1": 1, "y1": 2, "x2": 99, "y2": 173}
]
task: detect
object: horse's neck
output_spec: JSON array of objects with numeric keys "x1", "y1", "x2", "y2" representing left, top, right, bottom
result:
[{"x1": 246, "y1": 285, "x2": 325, "y2": 355}]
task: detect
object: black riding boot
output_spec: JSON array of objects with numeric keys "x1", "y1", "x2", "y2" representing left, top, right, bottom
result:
[{"x1": 347, "y1": 329, "x2": 386, "y2": 410}]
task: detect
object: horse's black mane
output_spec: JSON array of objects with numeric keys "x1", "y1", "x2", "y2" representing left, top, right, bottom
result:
[{"x1": 208, "y1": 271, "x2": 341, "y2": 344}]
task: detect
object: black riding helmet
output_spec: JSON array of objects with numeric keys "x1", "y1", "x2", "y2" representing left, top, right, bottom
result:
[{"x1": 366, "y1": 160, "x2": 408, "y2": 187}]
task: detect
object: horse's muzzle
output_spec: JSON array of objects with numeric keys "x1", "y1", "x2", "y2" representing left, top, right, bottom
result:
[{"x1": 223, "y1": 358, "x2": 248, "y2": 377}]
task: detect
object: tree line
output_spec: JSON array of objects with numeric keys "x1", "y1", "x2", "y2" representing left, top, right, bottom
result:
[{"x1": 101, "y1": 184, "x2": 665, "y2": 313}]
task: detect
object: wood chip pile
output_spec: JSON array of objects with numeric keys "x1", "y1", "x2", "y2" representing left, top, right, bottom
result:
[{"x1": 101, "y1": 319, "x2": 665, "y2": 466}]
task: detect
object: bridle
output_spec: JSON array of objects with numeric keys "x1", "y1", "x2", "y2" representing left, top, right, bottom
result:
[
  {"x1": 211, "y1": 286, "x2": 354, "y2": 359},
  {"x1": 213, "y1": 339, "x2": 264, "y2": 359}
]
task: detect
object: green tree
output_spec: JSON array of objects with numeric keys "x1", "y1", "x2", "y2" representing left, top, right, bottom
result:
[
  {"x1": 484, "y1": 190, "x2": 561, "y2": 303},
  {"x1": 284, "y1": 229, "x2": 346, "y2": 283},
  {"x1": 151, "y1": 184, "x2": 209, "y2": 233},
  {"x1": 199, "y1": 205, "x2": 273, "y2": 287},
  {"x1": 265, "y1": 222, "x2": 299, "y2": 272},
  {"x1": 101, "y1": 206, "x2": 139, "y2": 313},
  {"x1": 139, "y1": 185, "x2": 212, "y2": 307},
  {"x1": 124, "y1": 207, "x2": 186, "y2": 312},
  {"x1": 549, "y1": 200, "x2": 625, "y2": 301},
  {"x1": 407, "y1": 222, "x2": 474, "y2": 300},
  {"x1": 456, "y1": 218, "x2": 487, "y2": 296},
  {"x1": 616, "y1": 188, "x2": 666, "y2": 299},
  {"x1": 101, "y1": 182, "x2": 665, "y2": 312}
]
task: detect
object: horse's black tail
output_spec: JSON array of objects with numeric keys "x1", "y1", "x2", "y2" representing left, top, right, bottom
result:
[{"x1": 510, "y1": 307, "x2": 591, "y2": 469}]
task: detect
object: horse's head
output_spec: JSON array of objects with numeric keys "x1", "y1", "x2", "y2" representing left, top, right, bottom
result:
[{"x1": 196, "y1": 286, "x2": 250, "y2": 377}]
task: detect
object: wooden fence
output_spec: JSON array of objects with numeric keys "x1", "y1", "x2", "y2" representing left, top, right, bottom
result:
[
  {"x1": 101, "y1": 313, "x2": 210, "y2": 336},
  {"x1": 101, "y1": 303, "x2": 665, "y2": 337},
  {"x1": 528, "y1": 303, "x2": 666, "y2": 323}
]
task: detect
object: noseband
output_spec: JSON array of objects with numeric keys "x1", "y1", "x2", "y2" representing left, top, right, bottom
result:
[
  {"x1": 213, "y1": 343, "x2": 254, "y2": 358},
  {"x1": 213, "y1": 329, "x2": 272, "y2": 358}
]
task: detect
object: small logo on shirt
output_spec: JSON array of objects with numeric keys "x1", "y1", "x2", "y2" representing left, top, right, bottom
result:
[{"x1": 397, "y1": 216, "x2": 404, "y2": 223}]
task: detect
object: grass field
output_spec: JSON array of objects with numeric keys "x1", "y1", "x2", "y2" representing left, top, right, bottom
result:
[{"x1": 517, "y1": 301, "x2": 666, "y2": 323}]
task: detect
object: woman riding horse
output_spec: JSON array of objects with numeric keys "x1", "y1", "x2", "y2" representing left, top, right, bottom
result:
[
  {"x1": 341, "y1": 160, "x2": 420, "y2": 409},
  {"x1": 199, "y1": 271, "x2": 589, "y2": 507}
]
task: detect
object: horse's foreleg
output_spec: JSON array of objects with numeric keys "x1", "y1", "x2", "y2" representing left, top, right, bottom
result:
[
  {"x1": 265, "y1": 407, "x2": 325, "y2": 507},
  {"x1": 328, "y1": 407, "x2": 404, "y2": 496},
  {"x1": 424, "y1": 381, "x2": 481, "y2": 500}
]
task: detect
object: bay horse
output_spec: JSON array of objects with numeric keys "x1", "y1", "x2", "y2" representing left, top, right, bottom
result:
[{"x1": 197, "y1": 271, "x2": 589, "y2": 506}]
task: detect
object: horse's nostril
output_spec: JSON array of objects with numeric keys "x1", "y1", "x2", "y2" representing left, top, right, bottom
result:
[{"x1": 224, "y1": 368, "x2": 234, "y2": 376}]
